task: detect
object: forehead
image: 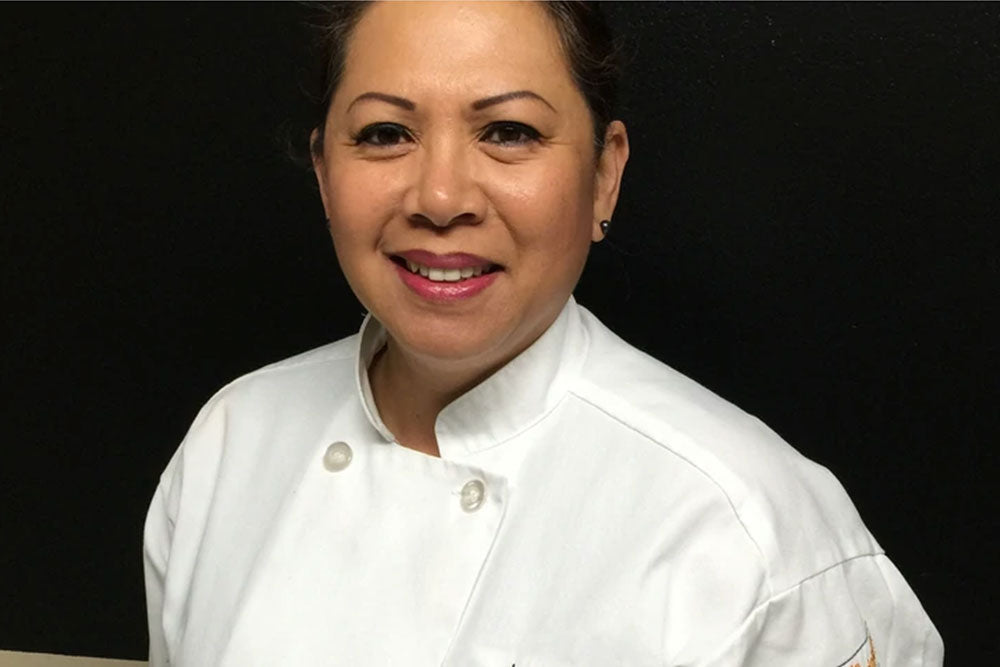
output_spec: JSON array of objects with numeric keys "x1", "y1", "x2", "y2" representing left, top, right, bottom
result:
[{"x1": 337, "y1": 1, "x2": 578, "y2": 108}]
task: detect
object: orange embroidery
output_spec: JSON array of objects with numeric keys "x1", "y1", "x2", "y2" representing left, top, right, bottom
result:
[{"x1": 848, "y1": 637, "x2": 877, "y2": 667}]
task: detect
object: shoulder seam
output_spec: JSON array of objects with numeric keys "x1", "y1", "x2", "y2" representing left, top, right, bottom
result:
[
  {"x1": 706, "y1": 552, "x2": 890, "y2": 665},
  {"x1": 773, "y1": 551, "x2": 887, "y2": 600},
  {"x1": 566, "y1": 384, "x2": 774, "y2": 596}
]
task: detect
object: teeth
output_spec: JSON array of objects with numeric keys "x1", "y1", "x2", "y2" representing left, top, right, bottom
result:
[{"x1": 401, "y1": 258, "x2": 493, "y2": 282}]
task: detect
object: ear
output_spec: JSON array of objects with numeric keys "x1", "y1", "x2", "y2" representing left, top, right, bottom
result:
[
  {"x1": 310, "y1": 127, "x2": 332, "y2": 218},
  {"x1": 591, "y1": 120, "x2": 630, "y2": 242}
]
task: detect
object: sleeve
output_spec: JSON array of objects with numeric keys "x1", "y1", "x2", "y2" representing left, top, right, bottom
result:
[
  {"x1": 697, "y1": 554, "x2": 944, "y2": 667},
  {"x1": 143, "y1": 450, "x2": 181, "y2": 667}
]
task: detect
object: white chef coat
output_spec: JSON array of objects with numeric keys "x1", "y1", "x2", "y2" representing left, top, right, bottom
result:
[{"x1": 143, "y1": 296, "x2": 943, "y2": 666}]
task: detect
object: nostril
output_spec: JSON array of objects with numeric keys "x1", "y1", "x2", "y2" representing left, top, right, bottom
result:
[{"x1": 409, "y1": 211, "x2": 482, "y2": 229}]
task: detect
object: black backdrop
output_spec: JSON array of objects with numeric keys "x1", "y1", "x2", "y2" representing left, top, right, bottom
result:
[{"x1": 2, "y1": 2, "x2": 997, "y2": 662}]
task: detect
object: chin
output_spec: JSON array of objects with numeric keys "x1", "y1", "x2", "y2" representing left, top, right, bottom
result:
[{"x1": 396, "y1": 320, "x2": 511, "y2": 366}]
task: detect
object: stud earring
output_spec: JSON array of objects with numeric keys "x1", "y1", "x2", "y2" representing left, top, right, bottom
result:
[{"x1": 599, "y1": 219, "x2": 611, "y2": 237}]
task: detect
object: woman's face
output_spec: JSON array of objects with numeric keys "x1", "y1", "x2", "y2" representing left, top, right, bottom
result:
[{"x1": 313, "y1": 1, "x2": 628, "y2": 372}]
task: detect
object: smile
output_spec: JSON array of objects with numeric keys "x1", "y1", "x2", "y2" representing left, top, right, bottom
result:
[
  {"x1": 389, "y1": 250, "x2": 503, "y2": 301},
  {"x1": 389, "y1": 250, "x2": 503, "y2": 282},
  {"x1": 398, "y1": 258, "x2": 496, "y2": 282}
]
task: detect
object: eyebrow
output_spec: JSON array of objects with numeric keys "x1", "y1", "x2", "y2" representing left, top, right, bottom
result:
[
  {"x1": 347, "y1": 92, "x2": 416, "y2": 112},
  {"x1": 346, "y1": 90, "x2": 556, "y2": 113},
  {"x1": 472, "y1": 90, "x2": 556, "y2": 112}
]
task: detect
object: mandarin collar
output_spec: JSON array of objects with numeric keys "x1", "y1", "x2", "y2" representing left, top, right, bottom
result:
[{"x1": 354, "y1": 296, "x2": 590, "y2": 460}]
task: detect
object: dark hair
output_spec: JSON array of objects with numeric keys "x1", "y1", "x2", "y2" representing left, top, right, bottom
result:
[{"x1": 304, "y1": 1, "x2": 621, "y2": 160}]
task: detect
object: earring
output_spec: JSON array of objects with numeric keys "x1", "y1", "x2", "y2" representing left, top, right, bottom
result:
[{"x1": 599, "y1": 219, "x2": 611, "y2": 237}]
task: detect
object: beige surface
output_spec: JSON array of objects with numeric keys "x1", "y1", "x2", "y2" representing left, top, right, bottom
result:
[{"x1": 0, "y1": 652, "x2": 145, "y2": 667}]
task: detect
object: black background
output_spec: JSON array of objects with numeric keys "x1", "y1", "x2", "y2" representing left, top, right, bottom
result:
[{"x1": 2, "y1": 2, "x2": 997, "y2": 662}]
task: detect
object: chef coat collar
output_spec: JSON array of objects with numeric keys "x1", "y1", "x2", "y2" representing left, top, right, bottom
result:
[{"x1": 354, "y1": 296, "x2": 590, "y2": 459}]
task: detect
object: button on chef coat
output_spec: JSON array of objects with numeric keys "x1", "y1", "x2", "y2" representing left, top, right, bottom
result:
[{"x1": 144, "y1": 296, "x2": 943, "y2": 666}]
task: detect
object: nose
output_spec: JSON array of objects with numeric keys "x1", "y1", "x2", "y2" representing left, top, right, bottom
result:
[{"x1": 403, "y1": 140, "x2": 487, "y2": 229}]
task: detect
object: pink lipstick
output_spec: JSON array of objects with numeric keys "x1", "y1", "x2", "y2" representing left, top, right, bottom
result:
[{"x1": 389, "y1": 250, "x2": 502, "y2": 302}]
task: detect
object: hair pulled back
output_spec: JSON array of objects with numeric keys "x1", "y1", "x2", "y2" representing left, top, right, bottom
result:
[{"x1": 306, "y1": 1, "x2": 621, "y2": 159}]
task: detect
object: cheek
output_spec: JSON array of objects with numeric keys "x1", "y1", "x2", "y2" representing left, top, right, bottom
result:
[
  {"x1": 324, "y1": 164, "x2": 402, "y2": 245},
  {"x1": 487, "y1": 164, "x2": 595, "y2": 252}
]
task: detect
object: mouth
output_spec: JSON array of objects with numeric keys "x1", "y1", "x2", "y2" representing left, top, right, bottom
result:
[
  {"x1": 387, "y1": 249, "x2": 504, "y2": 302},
  {"x1": 388, "y1": 253, "x2": 503, "y2": 283}
]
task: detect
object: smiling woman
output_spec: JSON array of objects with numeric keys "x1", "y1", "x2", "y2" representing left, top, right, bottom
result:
[
  {"x1": 143, "y1": 2, "x2": 943, "y2": 666},
  {"x1": 310, "y1": 1, "x2": 627, "y2": 457}
]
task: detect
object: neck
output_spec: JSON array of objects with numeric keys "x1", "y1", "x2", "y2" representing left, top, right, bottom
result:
[
  {"x1": 368, "y1": 303, "x2": 566, "y2": 457},
  {"x1": 369, "y1": 340, "x2": 500, "y2": 458}
]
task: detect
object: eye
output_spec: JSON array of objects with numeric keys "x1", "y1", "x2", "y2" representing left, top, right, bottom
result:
[
  {"x1": 352, "y1": 122, "x2": 413, "y2": 147},
  {"x1": 480, "y1": 121, "x2": 542, "y2": 146}
]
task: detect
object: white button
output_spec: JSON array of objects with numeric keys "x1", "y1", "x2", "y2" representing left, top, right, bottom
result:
[
  {"x1": 459, "y1": 479, "x2": 486, "y2": 512},
  {"x1": 323, "y1": 441, "x2": 353, "y2": 472}
]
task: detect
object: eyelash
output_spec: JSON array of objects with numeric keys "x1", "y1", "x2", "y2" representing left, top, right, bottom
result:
[{"x1": 350, "y1": 121, "x2": 542, "y2": 148}]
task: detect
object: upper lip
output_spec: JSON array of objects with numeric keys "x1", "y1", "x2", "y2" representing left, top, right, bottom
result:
[{"x1": 392, "y1": 249, "x2": 501, "y2": 270}]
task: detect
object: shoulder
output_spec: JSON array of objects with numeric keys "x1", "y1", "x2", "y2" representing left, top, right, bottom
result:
[
  {"x1": 221, "y1": 333, "x2": 358, "y2": 398},
  {"x1": 568, "y1": 305, "x2": 881, "y2": 590},
  {"x1": 194, "y1": 333, "x2": 359, "y2": 421},
  {"x1": 150, "y1": 330, "x2": 363, "y2": 530},
  {"x1": 160, "y1": 332, "x2": 361, "y2": 489}
]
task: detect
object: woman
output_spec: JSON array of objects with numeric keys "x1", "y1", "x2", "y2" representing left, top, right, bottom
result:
[{"x1": 144, "y1": 2, "x2": 943, "y2": 665}]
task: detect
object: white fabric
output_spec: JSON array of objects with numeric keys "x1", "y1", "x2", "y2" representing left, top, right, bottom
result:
[{"x1": 144, "y1": 297, "x2": 943, "y2": 666}]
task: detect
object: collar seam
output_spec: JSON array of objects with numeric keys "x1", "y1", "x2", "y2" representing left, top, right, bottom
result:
[
  {"x1": 465, "y1": 390, "x2": 573, "y2": 454},
  {"x1": 462, "y1": 303, "x2": 590, "y2": 455}
]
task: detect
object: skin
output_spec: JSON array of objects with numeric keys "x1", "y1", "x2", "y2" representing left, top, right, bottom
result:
[{"x1": 312, "y1": 1, "x2": 629, "y2": 457}]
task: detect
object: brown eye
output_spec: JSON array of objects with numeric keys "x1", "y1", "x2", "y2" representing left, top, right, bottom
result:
[
  {"x1": 481, "y1": 122, "x2": 541, "y2": 146},
  {"x1": 354, "y1": 123, "x2": 412, "y2": 147}
]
